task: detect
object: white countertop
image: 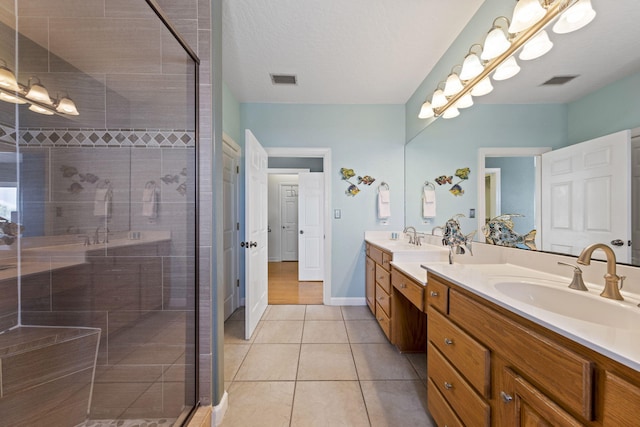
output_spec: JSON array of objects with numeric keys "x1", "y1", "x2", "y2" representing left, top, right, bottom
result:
[{"x1": 423, "y1": 262, "x2": 640, "y2": 372}]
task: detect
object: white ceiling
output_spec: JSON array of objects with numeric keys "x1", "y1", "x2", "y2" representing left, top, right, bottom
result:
[
  {"x1": 222, "y1": 1, "x2": 640, "y2": 106},
  {"x1": 222, "y1": 0, "x2": 484, "y2": 104}
]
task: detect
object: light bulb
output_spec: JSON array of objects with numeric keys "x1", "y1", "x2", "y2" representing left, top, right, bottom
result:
[
  {"x1": 481, "y1": 26, "x2": 511, "y2": 61},
  {"x1": 471, "y1": 77, "x2": 493, "y2": 96},
  {"x1": 552, "y1": 0, "x2": 596, "y2": 34},
  {"x1": 418, "y1": 101, "x2": 434, "y2": 119},
  {"x1": 442, "y1": 107, "x2": 460, "y2": 119},
  {"x1": 444, "y1": 73, "x2": 464, "y2": 97},
  {"x1": 431, "y1": 89, "x2": 447, "y2": 109},
  {"x1": 460, "y1": 53, "x2": 484, "y2": 81},
  {"x1": 493, "y1": 56, "x2": 521, "y2": 81},
  {"x1": 519, "y1": 30, "x2": 553, "y2": 60},
  {"x1": 509, "y1": 0, "x2": 546, "y2": 33}
]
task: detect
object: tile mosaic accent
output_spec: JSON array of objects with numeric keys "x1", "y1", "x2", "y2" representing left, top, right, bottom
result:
[
  {"x1": 19, "y1": 128, "x2": 195, "y2": 148},
  {"x1": 0, "y1": 123, "x2": 17, "y2": 144}
]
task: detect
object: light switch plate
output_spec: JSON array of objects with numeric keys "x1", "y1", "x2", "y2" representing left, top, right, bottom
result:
[{"x1": 334, "y1": 209, "x2": 341, "y2": 219}]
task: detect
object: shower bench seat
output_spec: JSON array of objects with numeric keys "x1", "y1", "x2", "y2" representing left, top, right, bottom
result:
[{"x1": 0, "y1": 325, "x2": 100, "y2": 427}]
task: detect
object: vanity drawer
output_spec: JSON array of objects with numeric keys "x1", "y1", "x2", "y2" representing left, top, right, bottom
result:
[
  {"x1": 428, "y1": 343, "x2": 490, "y2": 427},
  {"x1": 391, "y1": 269, "x2": 423, "y2": 311},
  {"x1": 375, "y1": 264, "x2": 391, "y2": 293},
  {"x1": 375, "y1": 302, "x2": 391, "y2": 340},
  {"x1": 427, "y1": 378, "x2": 464, "y2": 427},
  {"x1": 428, "y1": 306, "x2": 490, "y2": 398},
  {"x1": 375, "y1": 283, "x2": 391, "y2": 317},
  {"x1": 368, "y1": 245, "x2": 391, "y2": 270},
  {"x1": 426, "y1": 274, "x2": 449, "y2": 314},
  {"x1": 449, "y1": 289, "x2": 593, "y2": 420}
]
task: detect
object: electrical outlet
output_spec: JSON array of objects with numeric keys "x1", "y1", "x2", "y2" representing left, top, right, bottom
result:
[{"x1": 469, "y1": 208, "x2": 476, "y2": 218}]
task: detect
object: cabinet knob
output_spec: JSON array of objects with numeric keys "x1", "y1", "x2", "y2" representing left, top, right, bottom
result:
[
  {"x1": 430, "y1": 291, "x2": 439, "y2": 297},
  {"x1": 444, "y1": 382, "x2": 453, "y2": 390},
  {"x1": 500, "y1": 391, "x2": 513, "y2": 403},
  {"x1": 401, "y1": 283, "x2": 407, "y2": 289},
  {"x1": 444, "y1": 338, "x2": 453, "y2": 345}
]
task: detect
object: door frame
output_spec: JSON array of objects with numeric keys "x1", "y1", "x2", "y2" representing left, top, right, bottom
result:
[
  {"x1": 222, "y1": 132, "x2": 241, "y2": 317},
  {"x1": 266, "y1": 147, "x2": 332, "y2": 305}
]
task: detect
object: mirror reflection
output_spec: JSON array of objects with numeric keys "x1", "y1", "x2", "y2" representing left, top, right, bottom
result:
[{"x1": 405, "y1": 0, "x2": 640, "y2": 266}]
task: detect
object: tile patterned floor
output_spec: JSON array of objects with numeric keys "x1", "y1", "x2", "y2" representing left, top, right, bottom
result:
[{"x1": 222, "y1": 305, "x2": 435, "y2": 427}]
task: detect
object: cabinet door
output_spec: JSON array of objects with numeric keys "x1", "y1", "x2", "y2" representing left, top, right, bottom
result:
[
  {"x1": 603, "y1": 371, "x2": 640, "y2": 426},
  {"x1": 365, "y1": 256, "x2": 375, "y2": 314},
  {"x1": 500, "y1": 368, "x2": 583, "y2": 427}
]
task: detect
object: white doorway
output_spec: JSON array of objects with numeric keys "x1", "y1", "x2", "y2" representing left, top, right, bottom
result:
[
  {"x1": 222, "y1": 133, "x2": 240, "y2": 320},
  {"x1": 266, "y1": 147, "x2": 332, "y2": 305},
  {"x1": 267, "y1": 171, "x2": 307, "y2": 262}
]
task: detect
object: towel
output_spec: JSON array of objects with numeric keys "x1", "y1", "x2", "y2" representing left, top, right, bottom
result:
[
  {"x1": 142, "y1": 185, "x2": 158, "y2": 218},
  {"x1": 423, "y1": 188, "x2": 436, "y2": 218},
  {"x1": 94, "y1": 188, "x2": 112, "y2": 217},
  {"x1": 378, "y1": 189, "x2": 391, "y2": 219}
]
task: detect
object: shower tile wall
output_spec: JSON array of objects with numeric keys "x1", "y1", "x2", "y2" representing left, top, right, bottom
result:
[{"x1": 7, "y1": 0, "x2": 201, "y2": 421}]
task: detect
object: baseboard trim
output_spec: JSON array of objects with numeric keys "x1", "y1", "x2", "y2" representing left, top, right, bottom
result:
[
  {"x1": 211, "y1": 391, "x2": 228, "y2": 426},
  {"x1": 329, "y1": 297, "x2": 366, "y2": 306}
]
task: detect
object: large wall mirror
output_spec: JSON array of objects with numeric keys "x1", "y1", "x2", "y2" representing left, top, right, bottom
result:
[{"x1": 405, "y1": 0, "x2": 640, "y2": 266}]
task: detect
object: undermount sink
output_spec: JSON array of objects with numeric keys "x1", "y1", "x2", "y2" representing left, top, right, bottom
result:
[{"x1": 491, "y1": 277, "x2": 639, "y2": 329}]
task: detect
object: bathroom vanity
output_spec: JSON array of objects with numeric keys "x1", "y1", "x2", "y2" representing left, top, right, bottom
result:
[{"x1": 364, "y1": 233, "x2": 640, "y2": 426}]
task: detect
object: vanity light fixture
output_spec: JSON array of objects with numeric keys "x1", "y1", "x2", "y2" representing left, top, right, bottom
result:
[
  {"x1": 444, "y1": 68, "x2": 464, "y2": 97},
  {"x1": 0, "y1": 66, "x2": 80, "y2": 117},
  {"x1": 418, "y1": 0, "x2": 596, "y2": 120}
]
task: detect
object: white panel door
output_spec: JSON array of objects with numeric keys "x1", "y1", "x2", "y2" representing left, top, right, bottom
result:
[
  {"x1": 281, "y1": 184, "x2": 299, "y2": 261},
  {"x1": 298, "y1": 172, "x2": 324, "y2": 281},
  {"x1": 541, "y1": 130, "x2": 631, "y2": 262},
  {"x1": 244, "y1": 130, "x2": 269, "y2": 339},
  {"x1": 632, "y1": 135, "x2": 640, "y2": 264},
  {"x1": 222, "y1": 136, "x2": 240, "y2": 320}
]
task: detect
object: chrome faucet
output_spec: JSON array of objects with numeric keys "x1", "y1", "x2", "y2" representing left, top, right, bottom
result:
[
  {"x1": 577, "y1": 243, "x2": 625, "y2": 301},
  {"x1": 403, "y1": 226, "x2": 418, "y2": 245}
]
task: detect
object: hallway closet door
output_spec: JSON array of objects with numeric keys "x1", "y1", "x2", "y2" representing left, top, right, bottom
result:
[
  {"x1": 298, "y1": 172, "x2": 324, "y2": 281},
  {"x1": 281, "y1": 184, "x2": 299, "y2": 261}
]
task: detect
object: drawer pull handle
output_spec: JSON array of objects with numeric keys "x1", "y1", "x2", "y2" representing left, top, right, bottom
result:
[
  {"x1": 500, "y1": 391, "x2": 513, "y2": 403},
  {"x1": 401, "y1": 283, "x2": 407, "y2": 289},
  {"x1": 430, "y1": 291, "x2": 439, "y2": 297},
  {"x1": 444, "y1": 338, "x2": 453, "y2": 345},
  {"x1": 444, "y1": 382, "x2": 453, "y2": 390}
]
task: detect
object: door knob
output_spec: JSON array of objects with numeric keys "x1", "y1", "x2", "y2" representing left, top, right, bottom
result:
[
  {"x1": 611, "y1": 239, "x2": 624, "y2": 247},
  {"x1": 300, "y1": 230, "x2": 304, "y2": 234}
]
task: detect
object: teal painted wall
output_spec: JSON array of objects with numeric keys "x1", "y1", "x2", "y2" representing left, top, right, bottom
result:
[
  {"x1": 405, "y1": 104, "x2": 567, "y2": 234},
  {"x1": 567, "y1": 71, "x2": 640, "y2": 144},
  {"x1": 240, "y1": 104, "x2": 405, "y2": 299},
  {"x1": 222, "y1": 82, "x2": 241, "y2": 144}
]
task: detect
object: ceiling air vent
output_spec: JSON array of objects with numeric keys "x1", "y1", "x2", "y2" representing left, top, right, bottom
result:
[
  {"x1": 541, "y1": 75, "x2": 579, "y2": 86},
  {"x1": 270, "y1": 74, "x2": 297, "y2": 85}
]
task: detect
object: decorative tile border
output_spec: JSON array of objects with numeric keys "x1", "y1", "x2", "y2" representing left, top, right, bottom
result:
[
  {"x1": 18, "y1": 128, "x2": 196, "y2": 148},
  {"x1": 0, "y1": 122, "x2": 16, "y2": 144}
]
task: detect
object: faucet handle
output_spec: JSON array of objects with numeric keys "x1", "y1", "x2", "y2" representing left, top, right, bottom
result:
[
  {"x1": 619, "y1": 276, "x2": 626, "y2": 290},
  {"x1": 557, "y1": 262, "x2": 588, "y2": 291}
]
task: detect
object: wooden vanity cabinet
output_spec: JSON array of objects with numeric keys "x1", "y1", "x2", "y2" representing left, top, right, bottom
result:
[
  {"x1": 365, "y1": 243, "x2": 392, "y2": 341},
  {"x1": 425, "y1": 272, "x2": 640, "y2": 427}
]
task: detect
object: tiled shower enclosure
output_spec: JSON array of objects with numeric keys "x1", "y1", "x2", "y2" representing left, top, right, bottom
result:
[{"x1": 0, "y1": 1, "x2": 199, "y2": 425}]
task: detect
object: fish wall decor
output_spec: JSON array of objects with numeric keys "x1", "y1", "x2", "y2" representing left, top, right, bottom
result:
[{"x1": 482, "y1": 214, "x2": 537, "y2": 250}]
